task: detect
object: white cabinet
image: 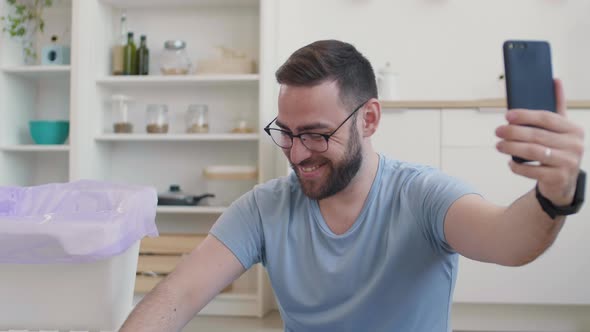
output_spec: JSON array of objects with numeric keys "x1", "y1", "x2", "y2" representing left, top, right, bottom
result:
[
  {"x1": 442, "y1": 108, "x2": 590, "y2": 305},
  {"x1": 375, "y1": 104, "x2": 590, "y2": 330},
  {"x1": 373, "y1": 107, "x2": 440, "y2": 167}
]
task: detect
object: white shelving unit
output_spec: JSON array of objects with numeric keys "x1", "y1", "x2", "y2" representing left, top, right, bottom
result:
[
  {"x1": 68, "y1": 0, "x2": 278, "y2": 318},
  {"x1": 95, "y1": 133, "x2": 259, "y2": 141},
  {"x1": 0, "y1": 0, "x2": 278, "y2": 319},
  {"x1": 0, "y1": 144, "x2": 70, "y2": 152},
  {"x1": 1, "y1": 65, "x2": 71, "y2": 78},
  {"x1": 96, "y1": 74, "x2": 259, "y2": 86},
  {"x1": 0, "y1": 2, "x2": 72, "y2": 186}
]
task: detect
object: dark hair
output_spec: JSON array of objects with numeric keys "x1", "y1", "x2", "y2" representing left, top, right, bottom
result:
[{"x1": 275, "y1": 40, "x2": 378, "y2": 111}]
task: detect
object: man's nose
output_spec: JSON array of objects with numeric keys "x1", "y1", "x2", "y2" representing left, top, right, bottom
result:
[{"x1": 289, "y1": 137, "x2": 312, "y2": 165}]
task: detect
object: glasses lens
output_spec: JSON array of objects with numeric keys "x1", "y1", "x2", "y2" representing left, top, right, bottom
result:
[
  {"x1": 301, "y1": 133, "x2": 328, "y2": 152},
  {"x1": 269, "y1": 129, "x2": 292, "y2": 148}
]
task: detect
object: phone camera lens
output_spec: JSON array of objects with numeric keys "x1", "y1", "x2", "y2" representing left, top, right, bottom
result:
[{"x1": 508, "y1": 43, "x2": 514, "y2": 49}]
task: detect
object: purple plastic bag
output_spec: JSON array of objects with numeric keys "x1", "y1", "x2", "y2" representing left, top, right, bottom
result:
[{"x1": 0, "y1": 180, "x2": 158, "y2": 264}]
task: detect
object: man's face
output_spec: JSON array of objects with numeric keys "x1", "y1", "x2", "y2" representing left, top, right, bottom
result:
[{"x1": 276, "y1": 81, "x2": 363, "y2": 200}]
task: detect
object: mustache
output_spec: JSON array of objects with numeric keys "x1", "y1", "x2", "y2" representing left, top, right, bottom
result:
[{"x1": 290, "y1": 157, "x2": 329, "y2": 169}]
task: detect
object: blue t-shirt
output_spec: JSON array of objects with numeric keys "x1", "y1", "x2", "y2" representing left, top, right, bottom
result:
[{"x1": 210, "y1": 154, "x2": 478, "y2": 331}]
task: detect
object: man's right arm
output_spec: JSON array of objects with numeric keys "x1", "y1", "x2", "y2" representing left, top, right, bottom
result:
[{"x1": 119, "y1": 234, "x2": 246, "y2": 332}]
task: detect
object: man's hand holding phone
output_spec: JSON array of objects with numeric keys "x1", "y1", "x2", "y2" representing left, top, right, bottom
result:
[{"x1": 495, "y1": 78, "x2": 585, "y2": 207}]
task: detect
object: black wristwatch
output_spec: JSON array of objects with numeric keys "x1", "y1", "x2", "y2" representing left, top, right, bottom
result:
[{"x1": 535, "y1": 170, "x2": 586, "y2": 219}]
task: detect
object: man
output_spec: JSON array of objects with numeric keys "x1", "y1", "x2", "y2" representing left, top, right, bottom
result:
[{"x1": 120, "y1": 40, "x2": 586, "y2": 331}]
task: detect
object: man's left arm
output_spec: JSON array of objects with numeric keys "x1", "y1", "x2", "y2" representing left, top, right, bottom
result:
[{"x1": 444, "y1": 79, "x2": 585, "y2": 266}]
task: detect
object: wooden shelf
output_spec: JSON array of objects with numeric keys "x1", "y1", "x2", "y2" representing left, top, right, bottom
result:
[
  {"x1": 380, "y1": 99, "x2": 590, "y2": 110},
  {"x1": 96, "y1": 74, "x2": 259, "y2": 87},
  {"x1": 0, "y1": 144, "x2": 70, "y2": 152},
  {"x1": 1, "y1": 65, "x2": 71, "y2": 79},
  {"x1": 95, "y1": 133, "x2": 259, "y2": 142},
  {"x1": 157, "y1": 206, "x2": 227, "y2": 214},
  {"x1": 100, "y1": 0, "x2": 258, "y2": 8}
]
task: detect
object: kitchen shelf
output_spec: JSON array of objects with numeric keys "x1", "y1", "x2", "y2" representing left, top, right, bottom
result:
[
  {"x1": 0, "y1": 144, "x2": 70, "y2": 152},
  {"x1": 157, "y1": 206, "x2": 227, "y2": 214},
  {"x1": 100, "y1": 0, "x2": 258, "y2": 8},
  {"x1": 1, "y1": 65, "x2": 71, "y2": 79},
  {"x1": 96, "y1": 74, "x2": 259, "y2": 87},
  {"x1": 95, "y1": 133, "x2": 259, "y2": 141}
]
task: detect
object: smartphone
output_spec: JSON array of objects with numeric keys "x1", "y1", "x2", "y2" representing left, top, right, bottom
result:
[{"x1": 503, "y1": 40, "x2": 556, "y2": 163}]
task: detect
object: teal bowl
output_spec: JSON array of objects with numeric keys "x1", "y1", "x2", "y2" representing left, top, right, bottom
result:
[{"x1": 29, "y1": 120, "x2": 70, "y2": 145}]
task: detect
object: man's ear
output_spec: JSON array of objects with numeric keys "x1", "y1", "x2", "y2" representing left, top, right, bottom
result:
[{"x1": 360, "y1": 98, "x2": 381, "y2": 138}]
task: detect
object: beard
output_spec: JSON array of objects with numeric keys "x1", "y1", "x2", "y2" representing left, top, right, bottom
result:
[{"x1": 291, "y1": 124, "x2": 363, "y2": 200}]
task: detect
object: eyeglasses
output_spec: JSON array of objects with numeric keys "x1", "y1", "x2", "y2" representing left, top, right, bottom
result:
[{"x1": 264, "y1": 100, "x2": 368, "y2": 153}]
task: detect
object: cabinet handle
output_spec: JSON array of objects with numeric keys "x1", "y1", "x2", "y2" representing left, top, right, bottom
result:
[{"x1": 477, "y1": 107, "x2": 506, "y2": 113}]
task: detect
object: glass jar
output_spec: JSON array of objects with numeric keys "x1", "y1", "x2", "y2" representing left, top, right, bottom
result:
[
  {"x1": 230, "y1": 113, "x2": 255, "y2": 133},
  {"x1": 146, "y1": 104, "x2": 169, "y2": 133},
  {"x1": 160, "y1": 40, "x2": 191, "y2": 75},
  {"x1": 186, "y1": 104, "x2": 209, "y2": 133},
  {"x1": 112, "y1": 94, "x2": 133, "y2": 133}
]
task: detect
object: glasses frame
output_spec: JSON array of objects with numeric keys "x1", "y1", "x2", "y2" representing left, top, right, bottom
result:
[{"x1": 264, "y1": 100, "x2": 368, "y2": 153}]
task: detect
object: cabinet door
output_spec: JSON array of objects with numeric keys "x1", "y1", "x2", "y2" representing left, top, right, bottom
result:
[
  {"x1": 442, "y1": 109, "x2": 590, "y2": 305},
  {"x1": 373, "y1": 108, "x2": 440, "y2": 167}
]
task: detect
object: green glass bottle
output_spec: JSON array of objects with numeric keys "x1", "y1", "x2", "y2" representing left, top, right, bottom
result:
[
  {"x1": 123, "y1": 32, "x2": 137, "y2": 75},
  {"x1": 136, "y1": 35, "x2": 149, "y2": 75}
]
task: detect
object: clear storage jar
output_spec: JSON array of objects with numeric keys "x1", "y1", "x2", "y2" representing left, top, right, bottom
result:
[
  {"x1": 112, "y1": 94, "x2": 134, "y2": 133},
  {"x1": 186, "y1": 104, "x2": 209, "y2": 133},
  {"x1": 146, "y1": 104, "x2": 169, "y2": 134},
  {"x1": 160, "y1": 40, "x2": 192, "y2": 75}
]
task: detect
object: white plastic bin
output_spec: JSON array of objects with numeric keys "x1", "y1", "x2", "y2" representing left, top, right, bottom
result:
[
  {"x1": 0, "y1": 180, "x2": 158, "y2": 331},
  {"x1": 0, "y1": 241, "x2": 140, "y2": 331}
]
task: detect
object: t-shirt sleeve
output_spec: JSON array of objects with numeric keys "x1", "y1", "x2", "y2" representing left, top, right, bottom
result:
[
  {"x1": 408, "y1": 168, "x2": 480, "y2": 254},
  {"x1": 209, "y1": 190, "x2": 264, "y2": 270}
]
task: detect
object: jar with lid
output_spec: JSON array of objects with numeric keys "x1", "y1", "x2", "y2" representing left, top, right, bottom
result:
[
  {"x1": 112, "y1": 94, "x2": 134, "y2": 133},
  {"x1": 146, "y1": 104, "x2": 169, "y2": 133},
  {"x1": 160, "y1": 40, "x2": 192, "y2": 75},
  {"x1": 186, "y1": 104, "x2": 209, "y2": 133}
]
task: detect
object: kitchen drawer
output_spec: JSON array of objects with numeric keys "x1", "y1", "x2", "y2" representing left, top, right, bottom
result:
[
  {"x1": 135, "y1": 273, "x2": 233, "y2": 293},
  {"x1": 136, "y1": 274, "x2": 166, "y2": 293},
  {"x1": 140, "y1": 234, "x2": 206, "y2": 255},
  {"x1": 138, "y1": 255, "x2": 183, "y2": 274},
  {"x1": 373, "y1": 108, "x2": 440, "y2": 167},
  {"x1": 443, "y1": 108, "x2": 590, "y2": 148},
  {"x1": 442, "y1": 108, "x2": 506, "y2": 147}
]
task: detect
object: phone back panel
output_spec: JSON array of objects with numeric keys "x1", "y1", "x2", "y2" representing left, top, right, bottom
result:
[{"x1": 503, "y1": 40, "x2": 556, "y2": 113}]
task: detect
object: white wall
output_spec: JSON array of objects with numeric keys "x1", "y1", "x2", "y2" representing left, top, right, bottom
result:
[{"x1": 277, "y1": 0, "x2": 590, "y2": 100}]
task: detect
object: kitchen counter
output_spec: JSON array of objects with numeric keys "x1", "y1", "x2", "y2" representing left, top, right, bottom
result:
[{"x1": 380, "y1": 99, "x2": 590, "y2": 109}]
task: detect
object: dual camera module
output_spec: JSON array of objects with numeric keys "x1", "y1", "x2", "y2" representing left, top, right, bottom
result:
[{"x1": 508, "y1": 42, "x2": 527, "y2": 49}]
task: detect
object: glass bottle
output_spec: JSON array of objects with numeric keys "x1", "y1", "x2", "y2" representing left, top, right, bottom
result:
[
  {"x1": 186, "y1": 104, "x2": 209, "y2": 133},
  {"x1": 136, "y1": 35, "x2": 149, "y2": 75},
  {"x1": 111, "y1": 11, "x2": 127, "y2": 75},
  {"x1": 123, "y1": 32, "x2": 137, "y2": 75}
]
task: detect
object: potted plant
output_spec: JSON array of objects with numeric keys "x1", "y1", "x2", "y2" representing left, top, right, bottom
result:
[{"x1": 0, "y1": 0, "x2": 53, "y2": 64}]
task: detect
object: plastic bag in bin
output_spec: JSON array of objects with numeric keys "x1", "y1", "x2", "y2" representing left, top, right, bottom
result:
[{"x1": 0, "y1": 180, "x2": 158, "y2": 264}]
